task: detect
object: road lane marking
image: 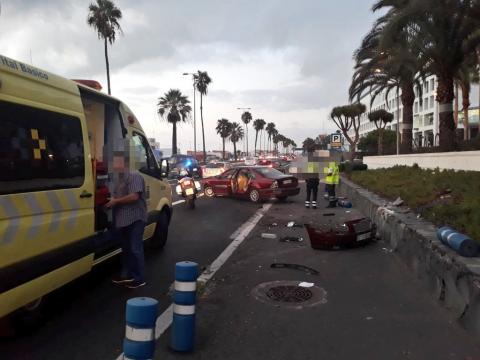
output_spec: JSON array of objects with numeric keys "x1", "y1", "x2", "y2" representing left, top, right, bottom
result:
[{"x1": 114, "y1": 202, "x2": 272, "y2": 360}]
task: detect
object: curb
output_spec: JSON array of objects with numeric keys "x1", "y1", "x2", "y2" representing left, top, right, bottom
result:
[{"x1": 339, "y1": 176, "x2": 480, "y2": 338}]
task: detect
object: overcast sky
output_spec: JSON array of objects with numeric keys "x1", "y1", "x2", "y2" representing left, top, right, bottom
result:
[{"x1": 0, "y1": 0, "x2": 377, "y2": 153}]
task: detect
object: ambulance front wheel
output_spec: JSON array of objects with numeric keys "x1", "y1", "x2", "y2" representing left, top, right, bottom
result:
[{"x1": 150, "y1": 209, "x2": 169, "y2": 249}]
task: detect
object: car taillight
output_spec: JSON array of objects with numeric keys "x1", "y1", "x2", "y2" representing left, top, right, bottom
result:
[
  {"x1": 268, "y1": 164, "x2": 273, "y2": 168},
  {"x1": 270, "y1": 181, "x2": 278, "y2": 189}
]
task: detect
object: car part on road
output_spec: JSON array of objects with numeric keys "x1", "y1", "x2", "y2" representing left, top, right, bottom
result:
[
  {"x1": 270, "y1": 263, "x2": 319, "y2": 275},
  {"x1": 251, "y1": 280, "x2": 327, "y2": 308},
  {"x1": 304, "y1": 218, "x2": 375, "y2": 250}
]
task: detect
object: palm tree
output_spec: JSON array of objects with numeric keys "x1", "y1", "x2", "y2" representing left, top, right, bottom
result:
[
  {"x1": 253, "y1": 119, "x2": 266, "y2": 156},
  {"x1": 229, "y1": 122, "x2": 244, "y2": 161},
  {"x1": 265, "y1": 122, "x2": 276, "y2": 153},
  {"x1": 330, "y1": 103, "x2": 366, "y2": 159},
  {"x1": 273, "y1": 134, "x2": 285, "y2": 155},
  {"x1": 194, "y1": 71, "x2": 212, "y2": 162},
  {"x1": 303, "y1": 138, "x2": 316, "y2": 153},
  {"x1": 216, "y1": 119, "x2": 232, "y2": 160},
  {"x1": 375, "y1": 0, "x2": 480, "y2": 151},
  {"x1": 241, "y1": 111, "x2": 252, "y2": 155},
  {"x1": 368, "y1": 109, "x2": 394, "y2": 155},
  {"x1": 350, "y1": 9, "x2": 424, "y2": 153},
  {"x1": 87, "y1": 0, "x2": 122, "y2": 95},
  {"x1": 157, "y1": 89, "x2": 191, "y2": 155}
]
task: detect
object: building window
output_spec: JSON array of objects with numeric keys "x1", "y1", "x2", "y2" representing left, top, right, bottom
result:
[
  {"x1": 425, "y1": 82, "x2": 429, "y2": 93},
  {"x1": 430, "y1": 96, "x2": 434, "y2": 109},
  {"x1": 414, "y1": 102, "x2": 418, "y2": 113},
  {"x1": 0, "y1": 100, "x2": 85, "y2": 195},
  {"x1": 430, "y1": 78, "x2": 435, "y2": 92}
]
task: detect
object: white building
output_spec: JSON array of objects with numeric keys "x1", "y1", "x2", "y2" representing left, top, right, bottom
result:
[{"x1": 351, "y1": 75, "x2": 479, "y2": 148}]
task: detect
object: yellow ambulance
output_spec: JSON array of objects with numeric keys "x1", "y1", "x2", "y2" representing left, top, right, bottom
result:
[{"x1": 0, "y1": 55, "x2": 173, "y2": 319}]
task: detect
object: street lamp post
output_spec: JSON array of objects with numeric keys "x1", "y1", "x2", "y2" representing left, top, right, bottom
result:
[
  {"x1": 183, "y1": 72, "x2": 197, "y2": 156},
  {"x1": 237, "y1": 107, "x2": 251, "y2": 156}
]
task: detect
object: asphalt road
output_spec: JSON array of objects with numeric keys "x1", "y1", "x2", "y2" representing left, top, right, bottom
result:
[{"x1": 1, "y1": 190, "x2": 259, "y2": 360}]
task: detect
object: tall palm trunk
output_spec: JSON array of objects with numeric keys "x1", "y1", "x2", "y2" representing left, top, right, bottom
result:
[
  {"x1": 233, "y1": 141, "x2": 237, "y2": 161},
  {"x1": 378, "y1": 127, "x2": 384, "y2": 155},
  {"x1": 454, "y1": 83, "x2": 459, "y2": 128},
  {"x1": 400, "y1": 84, "x2": 415, "y2": 153},
  {"x1": 104, "y1": 38, "x2": 111, "y2": 95},
  {"x1": 437, "y1": 76, "x2": 456, "y2": 151},
  {"x1": 200, "y1": 94, "x2": 206, "y2": 162},
  {"x1": 245, "y1": 125, "x2": 248, "y2": 156},
  {"x1": 172, "y1": 121, "x2": 178, "y2": 155},
  {"x1": 254, "y1": 131, "x2": 259, "y2": 156},
  {"x1": 461, "y1": 83, "x2": 470, "y2": 140},
  {"x1": 222, "y1": 137, "x2": 226, "y2": 160}
]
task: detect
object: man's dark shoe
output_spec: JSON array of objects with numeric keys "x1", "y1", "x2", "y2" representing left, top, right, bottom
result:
[
  {"x1": 125, "y1": 281, "x2": 146, "y2": 289},
  {"x1": 112, "y1": 276, "x2": 134, "y2": 284}
]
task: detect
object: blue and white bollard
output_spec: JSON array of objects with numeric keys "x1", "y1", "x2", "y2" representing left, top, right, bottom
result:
[
  {"x1": 123, "y1": 297, "x2": 158, "y2": 360},
  {"x1": 437, "y1": 226, "x2": 455, "y2": 245},
  {"x1": 171, "y1": 261, "x2": 199, "y2": 352}
]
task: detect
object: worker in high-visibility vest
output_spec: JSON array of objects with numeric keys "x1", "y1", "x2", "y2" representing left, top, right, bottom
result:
[{"x1": 324, "y1": 161, "x2": 339, "y2": 208}]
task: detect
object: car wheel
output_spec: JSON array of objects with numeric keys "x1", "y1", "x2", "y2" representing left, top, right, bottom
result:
[
  {"x1": 204, "y1": 186, "x2": 215, "y2": 198},
  {"x1": 150, "y1": 209, "x2": 169, "y2": 249},
  {"x1": 249, "y1": 189, "x2": 260, "y2": 203}
]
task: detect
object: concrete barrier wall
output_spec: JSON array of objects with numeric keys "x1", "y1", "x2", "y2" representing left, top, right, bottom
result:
[
  {"x1": 339, "y1": 177, "x2": 480, "y2": 337},
  {"x1": 364, "y1": 151, "x2": 480, "y2": 171}
]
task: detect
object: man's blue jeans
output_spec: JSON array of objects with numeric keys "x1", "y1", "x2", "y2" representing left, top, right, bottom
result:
[{"x1": 119, "y1": 220, "x2": 146, "y2": 282}]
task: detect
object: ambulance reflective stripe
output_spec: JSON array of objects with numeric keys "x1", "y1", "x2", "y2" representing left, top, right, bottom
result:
[
  {"x1": 46, "y1": 191, "x2": 63, "y2": 232},
  {"x1": 24, "y1": 193, "x2": 44, "y2": 238},
  {"x1": 0, "y1": 197, "x2": 21, "y2": 244},
  {"x1": 1, "y1": 189, "x2": 83, "y2": 246},
  {"x1": 63, "y1": 189, "x2": 79, "y2": 229}
]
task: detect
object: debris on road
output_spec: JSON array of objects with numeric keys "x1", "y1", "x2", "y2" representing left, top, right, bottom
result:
[
  {"x1": 298, "y1": 282, "x2": 315, "y2": 288},
  {"x1": 262, "y1": 233, "x2": 277, "y2": 239},
  {"x1": 382, "y1": 247, "x2": 393, "y2": 253},
  {"x1": 392, "y1": 197, "x2": 404, "y2": 206},
  {"x1": 270, "y1": 263, "x2": 319, "y2": 275},
  {"x1": 279, "y1": 236, "x2": 304, "y2": 242},
  {"x1": 286, "y1": 221, "x2": 302, "y2": 228}
]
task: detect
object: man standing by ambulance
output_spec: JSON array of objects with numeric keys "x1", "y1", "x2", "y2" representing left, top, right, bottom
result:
[{"x1": 106, "y1": 153, "x2": 148, "y2": 289}]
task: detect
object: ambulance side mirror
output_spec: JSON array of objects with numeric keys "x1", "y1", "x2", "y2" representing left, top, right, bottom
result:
[{"x1": 160, "y1": 158, "x2": 170, "y2": 179}]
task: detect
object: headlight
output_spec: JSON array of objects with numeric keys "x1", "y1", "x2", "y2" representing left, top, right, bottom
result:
[
  {"x1": 270, "y1": 181, "x2": 278, "y2": 189},
  {"x1": 175, "y1": 185, "x2": 182, "y2": 194}
]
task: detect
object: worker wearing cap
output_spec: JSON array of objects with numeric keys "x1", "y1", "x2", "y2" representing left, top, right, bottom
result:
[{"x1": 324, "y1": 161, "x2": 339, "y2": 208}]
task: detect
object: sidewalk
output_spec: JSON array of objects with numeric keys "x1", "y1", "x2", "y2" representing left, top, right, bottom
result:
[{"x1": 155, "y1": 189, "x2": 480, "y2": 360}]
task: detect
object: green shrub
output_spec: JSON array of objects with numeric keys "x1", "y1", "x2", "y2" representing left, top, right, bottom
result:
[{"x1": 350, "y1": 166, "x2": 480, "y2": 242}]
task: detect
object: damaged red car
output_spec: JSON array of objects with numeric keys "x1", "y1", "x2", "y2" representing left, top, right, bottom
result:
[{"x1": 202, "y1": 166, "x2": 300, "y2": 202}]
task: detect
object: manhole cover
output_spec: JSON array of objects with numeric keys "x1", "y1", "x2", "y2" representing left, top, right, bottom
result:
[
  {"x1": 251, "y1": 280, "x2": 327, "y2": 309},
  {"x1": 266, "y1": 285, "x2": 313, "y2": 303}
]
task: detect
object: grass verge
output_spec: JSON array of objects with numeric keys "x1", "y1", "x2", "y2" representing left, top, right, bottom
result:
[{"x1": 348, "y1": 165, "x2": 480, "y2": 242}]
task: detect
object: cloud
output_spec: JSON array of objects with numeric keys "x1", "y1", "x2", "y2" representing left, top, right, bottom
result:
[{"x1": 0, "y1": 0, "x2": 376, "y2": 150}]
